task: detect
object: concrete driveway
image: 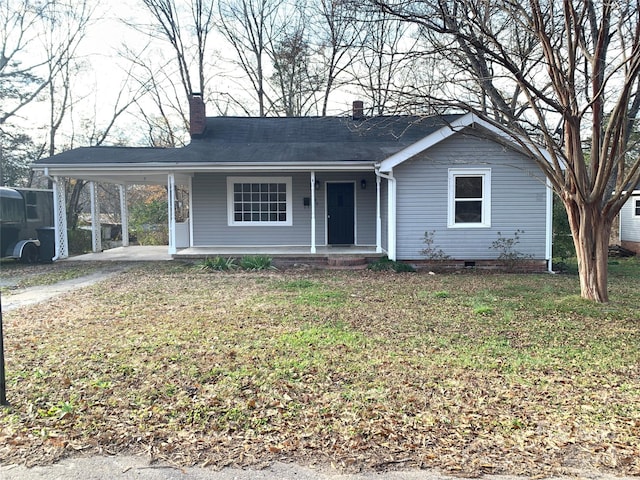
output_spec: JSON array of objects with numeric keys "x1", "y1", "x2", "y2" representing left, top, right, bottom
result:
[{"x1": 64, "y1": 246, "x2": 173, "y2": 262}]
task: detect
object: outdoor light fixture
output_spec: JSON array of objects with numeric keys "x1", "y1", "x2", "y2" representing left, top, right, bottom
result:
[
  {"x1": 361, "y1": 179, "x2": 367, "y2": 189},
  {"x1": 315, "y1": 179, "x2": 321, "y2": 190}
]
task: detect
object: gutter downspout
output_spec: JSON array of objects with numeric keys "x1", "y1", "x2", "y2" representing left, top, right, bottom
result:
[
  {"x1": 545, "y1": 178, "x2": 554, "y2": 273},
  {"x1": 375, "y1": 167, "x2": 396, "y2": 261},
  {"x1": 375, "y1": 172, "x2": 381, "y2": 253}
]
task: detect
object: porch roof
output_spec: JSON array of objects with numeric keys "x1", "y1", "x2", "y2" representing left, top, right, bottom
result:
[{"x1": 32, "y1": 115, "x2": 464, "y2": 184}]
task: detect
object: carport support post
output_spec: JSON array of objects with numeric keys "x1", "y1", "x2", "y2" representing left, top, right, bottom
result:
[
  {"x1": 51, "y1": 176, "x2": 69, "y2": 260},
  {"x1": 119, "y1": 185, "x2": 129, "y2": 247},
  {"x1": 89, "y1": 182, "x2": 102, "y2": 253},
  {"x1": 168, "y1": 174, "x2": 177, "y2": 255}
]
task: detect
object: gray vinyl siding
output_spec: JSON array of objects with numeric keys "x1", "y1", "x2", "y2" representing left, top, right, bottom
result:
[
  {"x1": 620, "y1": 194, "x2": 640, "y2": 242},
  {"x1": 192, "y1": 172, "x2": 376, "y2": 246},
  {"x1": 394, "y1": 133, "x2": 549, "y2": 260}
]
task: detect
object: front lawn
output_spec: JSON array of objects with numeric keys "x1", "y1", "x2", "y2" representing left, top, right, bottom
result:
[{"x1": 1, "y1": 260, "x2": 639, "y2": 476}]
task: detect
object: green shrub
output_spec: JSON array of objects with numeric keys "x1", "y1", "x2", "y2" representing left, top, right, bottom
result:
[
  {"x1": 239, "y1": 255, "x2": 275, "y2": 271},
  {"x1": 368, "y1": 256, "x2": 416, "y2": 272},
  {"x1": 130, "y1": 199, "x2": 168, "y2": 245},
  {"x1": 133, "y1": 225, "x2": 168, "y2": 246},
  {"x1": 553, "y1": 195, "x2": 576, "y2": 260},
  {"x1": 67, "y1": 229, "x2": 92, "y2": 255},
  {"x1": 199, "y1": 256, "x2": 237, "y2": 271}
]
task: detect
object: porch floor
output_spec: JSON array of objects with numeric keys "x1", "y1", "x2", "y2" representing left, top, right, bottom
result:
[
  {"x1": 174, "y1": 245, "x2": 380, "y2": 258},
  {"x1": 64, "y1": 245, "x2": 384, "y2": 266}
]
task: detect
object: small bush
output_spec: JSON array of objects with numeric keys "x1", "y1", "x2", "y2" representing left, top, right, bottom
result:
[
  {"x1": 199, "y1": 256, "x2": 237, "y2": 271},
  {"x1": 239, "y1": 255, "x2": 275, "y2": 271},
  {"x1": 490, "y1": 230, "x2": 532, "y2": 271},
  {"x1": 421, "y1": 231, "x2": 451, "y2": 260},
  {"x1": 68, "y1": 229, "x2": 92, "y2": 255},
  {"x1": 131, "y1": 224, "x2": 168, "y2": 246},
  {"x1": 368, "y1": 256, "x2": 416, "y2": 272}
]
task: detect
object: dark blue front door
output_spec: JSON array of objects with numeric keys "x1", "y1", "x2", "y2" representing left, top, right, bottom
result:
[{"x1": 327, "y1": 183, "x2": 354, "y2": 245}]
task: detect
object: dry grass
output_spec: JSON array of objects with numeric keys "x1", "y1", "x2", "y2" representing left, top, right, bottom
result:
[{"x1": 1, "y1": 260, "x2": 639, "y2": 477}]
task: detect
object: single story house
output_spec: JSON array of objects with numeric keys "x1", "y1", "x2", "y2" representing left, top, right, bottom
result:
[
  {"x1": 32, "y1": 97, "x2": 553, "y2": 270},
  {"x1": 619, "y1": 190, "x2": 640, "y2": 254}
]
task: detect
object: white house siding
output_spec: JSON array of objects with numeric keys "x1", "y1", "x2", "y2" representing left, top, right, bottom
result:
[
  {"x1": 191, "y1": 172, "x2": 376, "y2": 247},
  {"x1": 620, "y1": 193, "x2": 640, "y2": 253},
  {"x1": 393, "y1": 133, "x2": 549, "y2": 260}
]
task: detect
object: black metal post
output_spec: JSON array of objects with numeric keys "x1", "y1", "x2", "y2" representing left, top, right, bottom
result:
[{"x1": 0, "y1": 291, "x2": 7, "y2": 406}]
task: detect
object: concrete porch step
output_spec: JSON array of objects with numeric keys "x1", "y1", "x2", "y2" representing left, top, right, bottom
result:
[{"x1": 326, "y1": 256, "x2": 368, "y2": 267}]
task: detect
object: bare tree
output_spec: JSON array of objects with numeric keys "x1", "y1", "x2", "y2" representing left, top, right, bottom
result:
[
  {"x1": 312, "y1": 0, "x2": 362, "y2": 115},
  {"x1": 39, "y1": 0, "x2": 97, "y2": 158},
  {"x1": 370, "y1": 0, "x2": 640, "y2": 302},
  {"x1": 138, "y1": 0, "x2": 216, "y2": 97},
  {"x1": 218, "y1": 0, "x2": 285, "y2": 116},
  {"x1": 1, "y1": 0, "x2": 51, "y2": 125},
  {"x1": 351, "y1": 7, "x2": 421, "y2": 115},
  {"x1": 270, "y1": 22, "x2": 324, "y2": 116}
]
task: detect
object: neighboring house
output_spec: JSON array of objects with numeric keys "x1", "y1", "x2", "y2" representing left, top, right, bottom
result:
[
  {"x1": 32, "y1": 97, "x2": 553, "y2": 270},
  {"x1": 620, "y1": 191, "x2": 640, "y2": 254}
]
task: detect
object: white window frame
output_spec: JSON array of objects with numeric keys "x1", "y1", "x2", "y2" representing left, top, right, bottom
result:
[
  {"x1": 447, "y1": 168, "x2": 491, "y2": 228},
  {"x1": 227, "y1": 176, "x2": 293, "y2": 226},
  {"x1": 634, "y1": 198, "x2": 640, "y2": 217}
]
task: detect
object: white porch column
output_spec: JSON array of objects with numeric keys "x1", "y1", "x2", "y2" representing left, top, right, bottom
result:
[
  {"x1": 388, "y1": 172, "x2": 397, "y2": 261},
  {"x1": 188, "y1": 175, "x2": 194, "y2": 247},
  {"x1": 375, "y1": 173, "x2": 382, "y2": 253},
  {"x1": 310, "y1": 171, "x2": 316, "y2": 253},
  {"x1": 119, "y1": 185, "x2": 129, "y2": 247},
  {"x1": 168, "y1": 173, "x2": 177, "y2": 255},
  {"x1": 51, "y1": 176, "x2": 68, "y2": 260},
  {"x1": 89, "y1": 182, "x2": 102, "y2": 253}
]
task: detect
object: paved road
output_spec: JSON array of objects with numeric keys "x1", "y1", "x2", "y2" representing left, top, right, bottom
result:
[{"x1": 2, "y1": 455, "x2": 633, "y2": 480}]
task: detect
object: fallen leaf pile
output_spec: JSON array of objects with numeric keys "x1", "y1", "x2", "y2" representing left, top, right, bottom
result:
[{"x1": 1, "y1": 263, "x2": 639, "y2": 477}]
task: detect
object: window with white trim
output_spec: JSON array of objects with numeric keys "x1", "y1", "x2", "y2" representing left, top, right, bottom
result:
[
  {"x1": 227, "y1": 176, "x2": 292, "y2": 226},
  {"x1": 635, "y1": 199, "x2": 640, "y2": 217},
  {"x1": 448, "y1": 168, "x2": 491, "y2": 228}
]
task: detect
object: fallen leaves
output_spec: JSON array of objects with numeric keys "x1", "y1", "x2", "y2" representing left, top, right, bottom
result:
[{"x1": 0, "y1": 263, "x2": 639, "y2": 477}]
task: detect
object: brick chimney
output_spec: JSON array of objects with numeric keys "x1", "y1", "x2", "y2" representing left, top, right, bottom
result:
[
  {"x1": 189, "y1": 93, "x2": 206, "y2": 137},
  {"x1": 352, "y1": 100, "x2": 364, "y2": 120}
]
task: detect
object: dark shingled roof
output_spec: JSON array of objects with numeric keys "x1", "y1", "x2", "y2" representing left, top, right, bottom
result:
[{"x1": 34, "y1": 114, "x2": 465, "y2": 166}]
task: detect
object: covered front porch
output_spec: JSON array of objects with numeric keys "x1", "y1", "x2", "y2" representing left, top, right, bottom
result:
[
  {"x1": 42, "y1": 168, "x2": 395, "y2": 262},
  {"x1": 64, "y1": 245, "x2": 382, "y2": 268}
]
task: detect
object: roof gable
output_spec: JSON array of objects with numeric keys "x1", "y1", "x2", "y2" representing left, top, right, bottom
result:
[{"x1": 378, "y1": 112, "x2": 553, "y2": 171}]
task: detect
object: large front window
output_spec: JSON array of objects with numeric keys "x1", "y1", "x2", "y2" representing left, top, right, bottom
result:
[
  {"x1": 227, "y1": 176, "x2": 292, "y2": 226},
  {"x1": 448, "y1": 168, "x2": 491, "y2": 228}
]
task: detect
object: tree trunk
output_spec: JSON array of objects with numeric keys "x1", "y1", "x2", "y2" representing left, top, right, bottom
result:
[{"x1": 564, "y1": 198, "x2": 612, "y2": 303}]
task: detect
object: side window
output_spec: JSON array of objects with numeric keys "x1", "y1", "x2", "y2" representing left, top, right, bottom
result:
[
  {"x1": 635, "y1": 199, "x2": 640, "y2": 217},
  {"x1": 448, "y1": 169, "x2": 491, "y2": 228}
]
